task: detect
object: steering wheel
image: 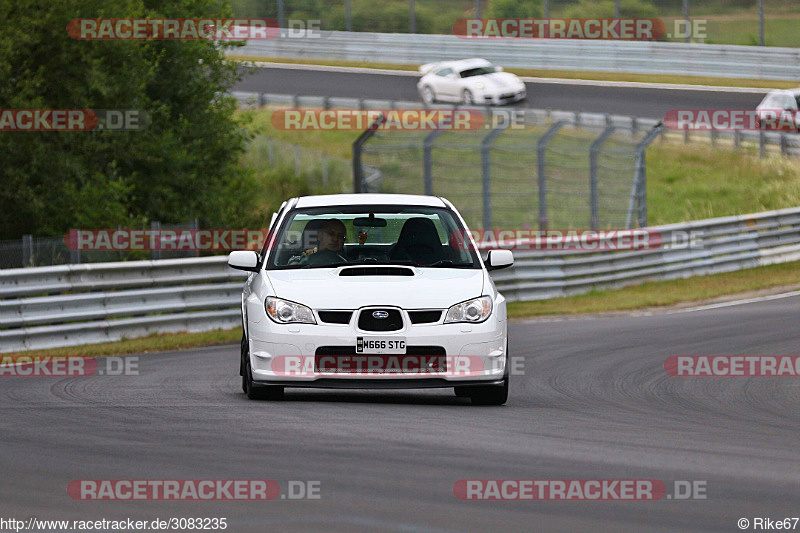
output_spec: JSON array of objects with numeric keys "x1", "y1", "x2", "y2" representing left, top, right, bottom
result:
[{"x1": 305, "y1": 249, "x2": 347, "y2": 266}]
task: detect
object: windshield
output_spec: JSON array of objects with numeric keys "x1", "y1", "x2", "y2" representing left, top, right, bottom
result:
[
  {"x1": 266, "y1": 205, "x2": 480, "y2": 270},
  {"x1": 460, "y1": 66, "x2": 497, "y2": 78}
]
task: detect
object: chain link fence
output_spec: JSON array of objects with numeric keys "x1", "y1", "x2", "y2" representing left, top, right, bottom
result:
[{"x1": 356, "y1": 110, "x2": 660, "y2": 230}]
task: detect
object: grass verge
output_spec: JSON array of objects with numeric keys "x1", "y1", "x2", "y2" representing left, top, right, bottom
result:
[
  {"x1": 1, "y1": 328, "x2": 241, "y2": 361},
  {"x1": 228, "y1": 55, "x2": 793, "y2": 90}
]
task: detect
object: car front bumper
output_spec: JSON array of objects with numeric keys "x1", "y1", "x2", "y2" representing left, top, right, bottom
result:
[
  {"x1": 247, "y1": 312, "x2": 507, "y2": 387},
  {"x1": 480, "y1": 89, "x2": 526, "y2": 105}
]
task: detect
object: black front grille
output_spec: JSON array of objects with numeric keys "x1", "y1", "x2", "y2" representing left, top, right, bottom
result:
[
  {"x1": 340, "y1": 267, "x2": 414, "y2": 277},
  {"x1": 408, "y1": 310, "x2": 442, "y2": 324},
  {"x1": 313, "y1": 346, "x2": 447, "y2": 373},
  {"x1": 318, "y1": 311, "x2": 353, "y2": 324},
  {"x1": 358, "y1": 309, "x2": 403, "y2": 331}
]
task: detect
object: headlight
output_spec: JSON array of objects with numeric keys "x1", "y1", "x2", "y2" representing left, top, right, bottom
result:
[
  {"x1": 265, "y1": 297, "x2": 316, "y2": 324},
  {"x1": 444, "y1": 296, "x2": 492, "y2": 324},
  {"x1": 475, "y1": 81, "x2": 485, "y2": 90}
]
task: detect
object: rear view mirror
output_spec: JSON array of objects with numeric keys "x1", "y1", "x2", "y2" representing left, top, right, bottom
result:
[{"x1": 353, "y1": 216, "x2": 387, "y2": 227}]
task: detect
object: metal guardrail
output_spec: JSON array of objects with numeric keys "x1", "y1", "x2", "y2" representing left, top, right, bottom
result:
[
  {"x1": 233, "y1": 91, "x2": 800, "y2": 158},
  {"x1": 1, "y1": 207, "x2": 799, "y2": 353},
  {"x1": 232, "y1": 31, "x2": 800, "y2": 81}
]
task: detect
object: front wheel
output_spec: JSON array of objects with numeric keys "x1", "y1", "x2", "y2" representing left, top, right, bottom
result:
[
  {"x1": 469, "y1": 376, "x2": 509, "y2": 405},
  {"x1": 421, "y1": 85, "x2": 436, "y2": 105},
  {"x1": 462, "y1": 89, "x2": 474, "y2": 105}
]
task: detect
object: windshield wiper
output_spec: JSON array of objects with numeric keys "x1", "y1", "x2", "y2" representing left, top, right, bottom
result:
[{"x1": 421, "y1": 260, "x2": 474, "y2": 268}]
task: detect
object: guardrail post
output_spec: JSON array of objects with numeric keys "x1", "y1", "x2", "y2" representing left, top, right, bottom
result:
[
  {"x1": 277, "y1": 0, "x2": 285, "y2": 28},
  {"x1": 151, "y1": 221, "x2": 161, "y2": 260},
  {"x1": 481, "y1": 123, "x2": 509, "y2": 229},
  {"x1": 352, "y1": 113, "x2": 386, "y2": 193},
  {"x1": 759, "y1": 130, "x2": 766, "y2": 158},
  {"x1": 322, "y1": 96, "x2": 330, "y2": 110},
  {"x1": 710, "y1": 129, "x2": 716, "y2": 148},
  {"x1": 322, "y1": 152, "x2": 329, "y2": 186},
  {"x1": 292, "y1": 94, "x2": 299, "y2": 108},
  {"x1": 780, "y1": 132, "x2": 788, "y2": 155},
  {"x1": 589, "y1": 126, "x2": 616, "y2": 230},
  {"x1": 22, "y1": 234, "x2": 33, "y2": 267},
  {"x1": 684, "y1": 128, "x2": 690, "y2": 144},
  {"x1": 294, "y1": 144, "x2": 300, "y2": 177},
  {"x1": 258, "y1": 92, "x2": 267, "y2": 107},
  {"x1": 537, "y1": 121, "x2": 566, "y2": 231},
  {"x1": 734, "y1": 129, "x2": 740, "y2": 149},
  {"x1": 423, "y1": 126, "x2": 449, "y2": 196},
  {"x1": 626, "y1": 123, "x2": 663, "y2": 228}
]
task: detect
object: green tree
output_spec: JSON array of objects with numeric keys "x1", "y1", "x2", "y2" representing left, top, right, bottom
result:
[
  {"x1": 487, "y1": 0, "x2": 542, "y2": 18},
  {"x1": 0, "y1": 0, "x2": 256, "y2": 239}
]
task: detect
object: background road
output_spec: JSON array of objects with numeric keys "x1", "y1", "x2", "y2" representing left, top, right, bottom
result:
[
  {"x1": 2, "y1": 294, "x2": 799, "y2": 532},
  {"x1": 234, "y1": 65, "x2": 768, "y2": 119}
]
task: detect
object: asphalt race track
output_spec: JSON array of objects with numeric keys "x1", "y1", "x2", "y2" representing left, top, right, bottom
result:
[
  {"x1": 234, "y1": 65, "x2": 768, "y2": 119},
  {"x1": 2, "y1": 293, "x2": 799, "y2": 532}
]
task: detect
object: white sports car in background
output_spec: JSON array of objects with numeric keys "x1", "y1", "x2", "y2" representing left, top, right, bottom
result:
[{"x1": 416, "y1": 58, "x2": 526, "y2": 106}]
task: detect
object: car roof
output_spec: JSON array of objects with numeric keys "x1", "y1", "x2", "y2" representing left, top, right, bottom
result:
[
  {"x1": 293, "y1": 193, "x2": 448, "y2": 208},
  {"x1": 435, "y1": 58, "x2": 492, "y2": 71}
]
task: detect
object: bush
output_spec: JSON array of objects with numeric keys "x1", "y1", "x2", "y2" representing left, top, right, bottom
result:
[
  {"x1": 487, "y1": 0, "x2": 543, "y2": 18},
  {"x1": 562, "y1": 0, "x2": 659, "y2": 19}
]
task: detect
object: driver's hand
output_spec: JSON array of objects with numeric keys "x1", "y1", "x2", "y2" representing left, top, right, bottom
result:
[{"x1": 300, "y1": 247, "x2": 317, "y2": 258}]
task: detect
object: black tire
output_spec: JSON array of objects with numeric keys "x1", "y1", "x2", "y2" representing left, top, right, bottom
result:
[
  {"x1": 462, "y1": 89, "x2": 474, "y2": 105},
  {"x1": 454, "y1": 387, "x2": 471, "y2": 398},
  {"x1": 469, "y1": 376, "x2": 508, "y2": 405},
  {"x1": 421, "y1": 85, "x2": 436, "y2": 105},
  {"x1": 245, "y1": 361, "x2": 284, "y2": 401},
  {"x1": 469, "y1": 343, "x2": 509, "y2": 405},
  {"x1": 241, "y1": 333, "x2": 248, "y2": 392}
]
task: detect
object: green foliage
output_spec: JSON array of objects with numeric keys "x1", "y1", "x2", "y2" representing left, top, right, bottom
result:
[
  {"x1": 0, "y1": 0, "x2": 256, "y2": 239},
  {"x1": 487, "y1": 0, "x2": 542, "y2": 19},
  {"x1": 562, "y1": 0, "x2": 659, "y2": 18}
]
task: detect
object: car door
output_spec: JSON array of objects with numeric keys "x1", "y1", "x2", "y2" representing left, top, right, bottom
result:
[{"x1": 433, "y1": 67, "x2": 459, "y2": 101}]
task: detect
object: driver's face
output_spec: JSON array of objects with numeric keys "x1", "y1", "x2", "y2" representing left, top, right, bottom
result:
[{"x1": 318, "y1": 223, "x2": 346, "y2": 252}]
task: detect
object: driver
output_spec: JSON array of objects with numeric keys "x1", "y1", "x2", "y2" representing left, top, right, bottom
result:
[{"x1": 290, "y1": 219, "x2": 347, "y2": 266}]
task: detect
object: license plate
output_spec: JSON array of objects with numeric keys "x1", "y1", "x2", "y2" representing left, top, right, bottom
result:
[{"x1": 356, "y1": 336, "x2": 406, "y2": 354}]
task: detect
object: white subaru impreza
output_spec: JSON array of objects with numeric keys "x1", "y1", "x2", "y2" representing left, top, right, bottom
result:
[{"x1": 228, "y1": 194, "x2": 514, "y2": 405}]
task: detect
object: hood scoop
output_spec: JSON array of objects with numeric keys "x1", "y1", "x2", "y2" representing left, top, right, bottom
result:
[{"x1": 339, "y1": 266, "x2": 415, "y2": 277}]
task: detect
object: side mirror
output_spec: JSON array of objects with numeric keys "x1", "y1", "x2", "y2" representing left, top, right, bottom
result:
[
  {"x1": 485, "y1": 249, "x2": 513, "y2": 271},
  {"x1": 228, "y1": 250, "x2": 260, "y2": 272}
]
